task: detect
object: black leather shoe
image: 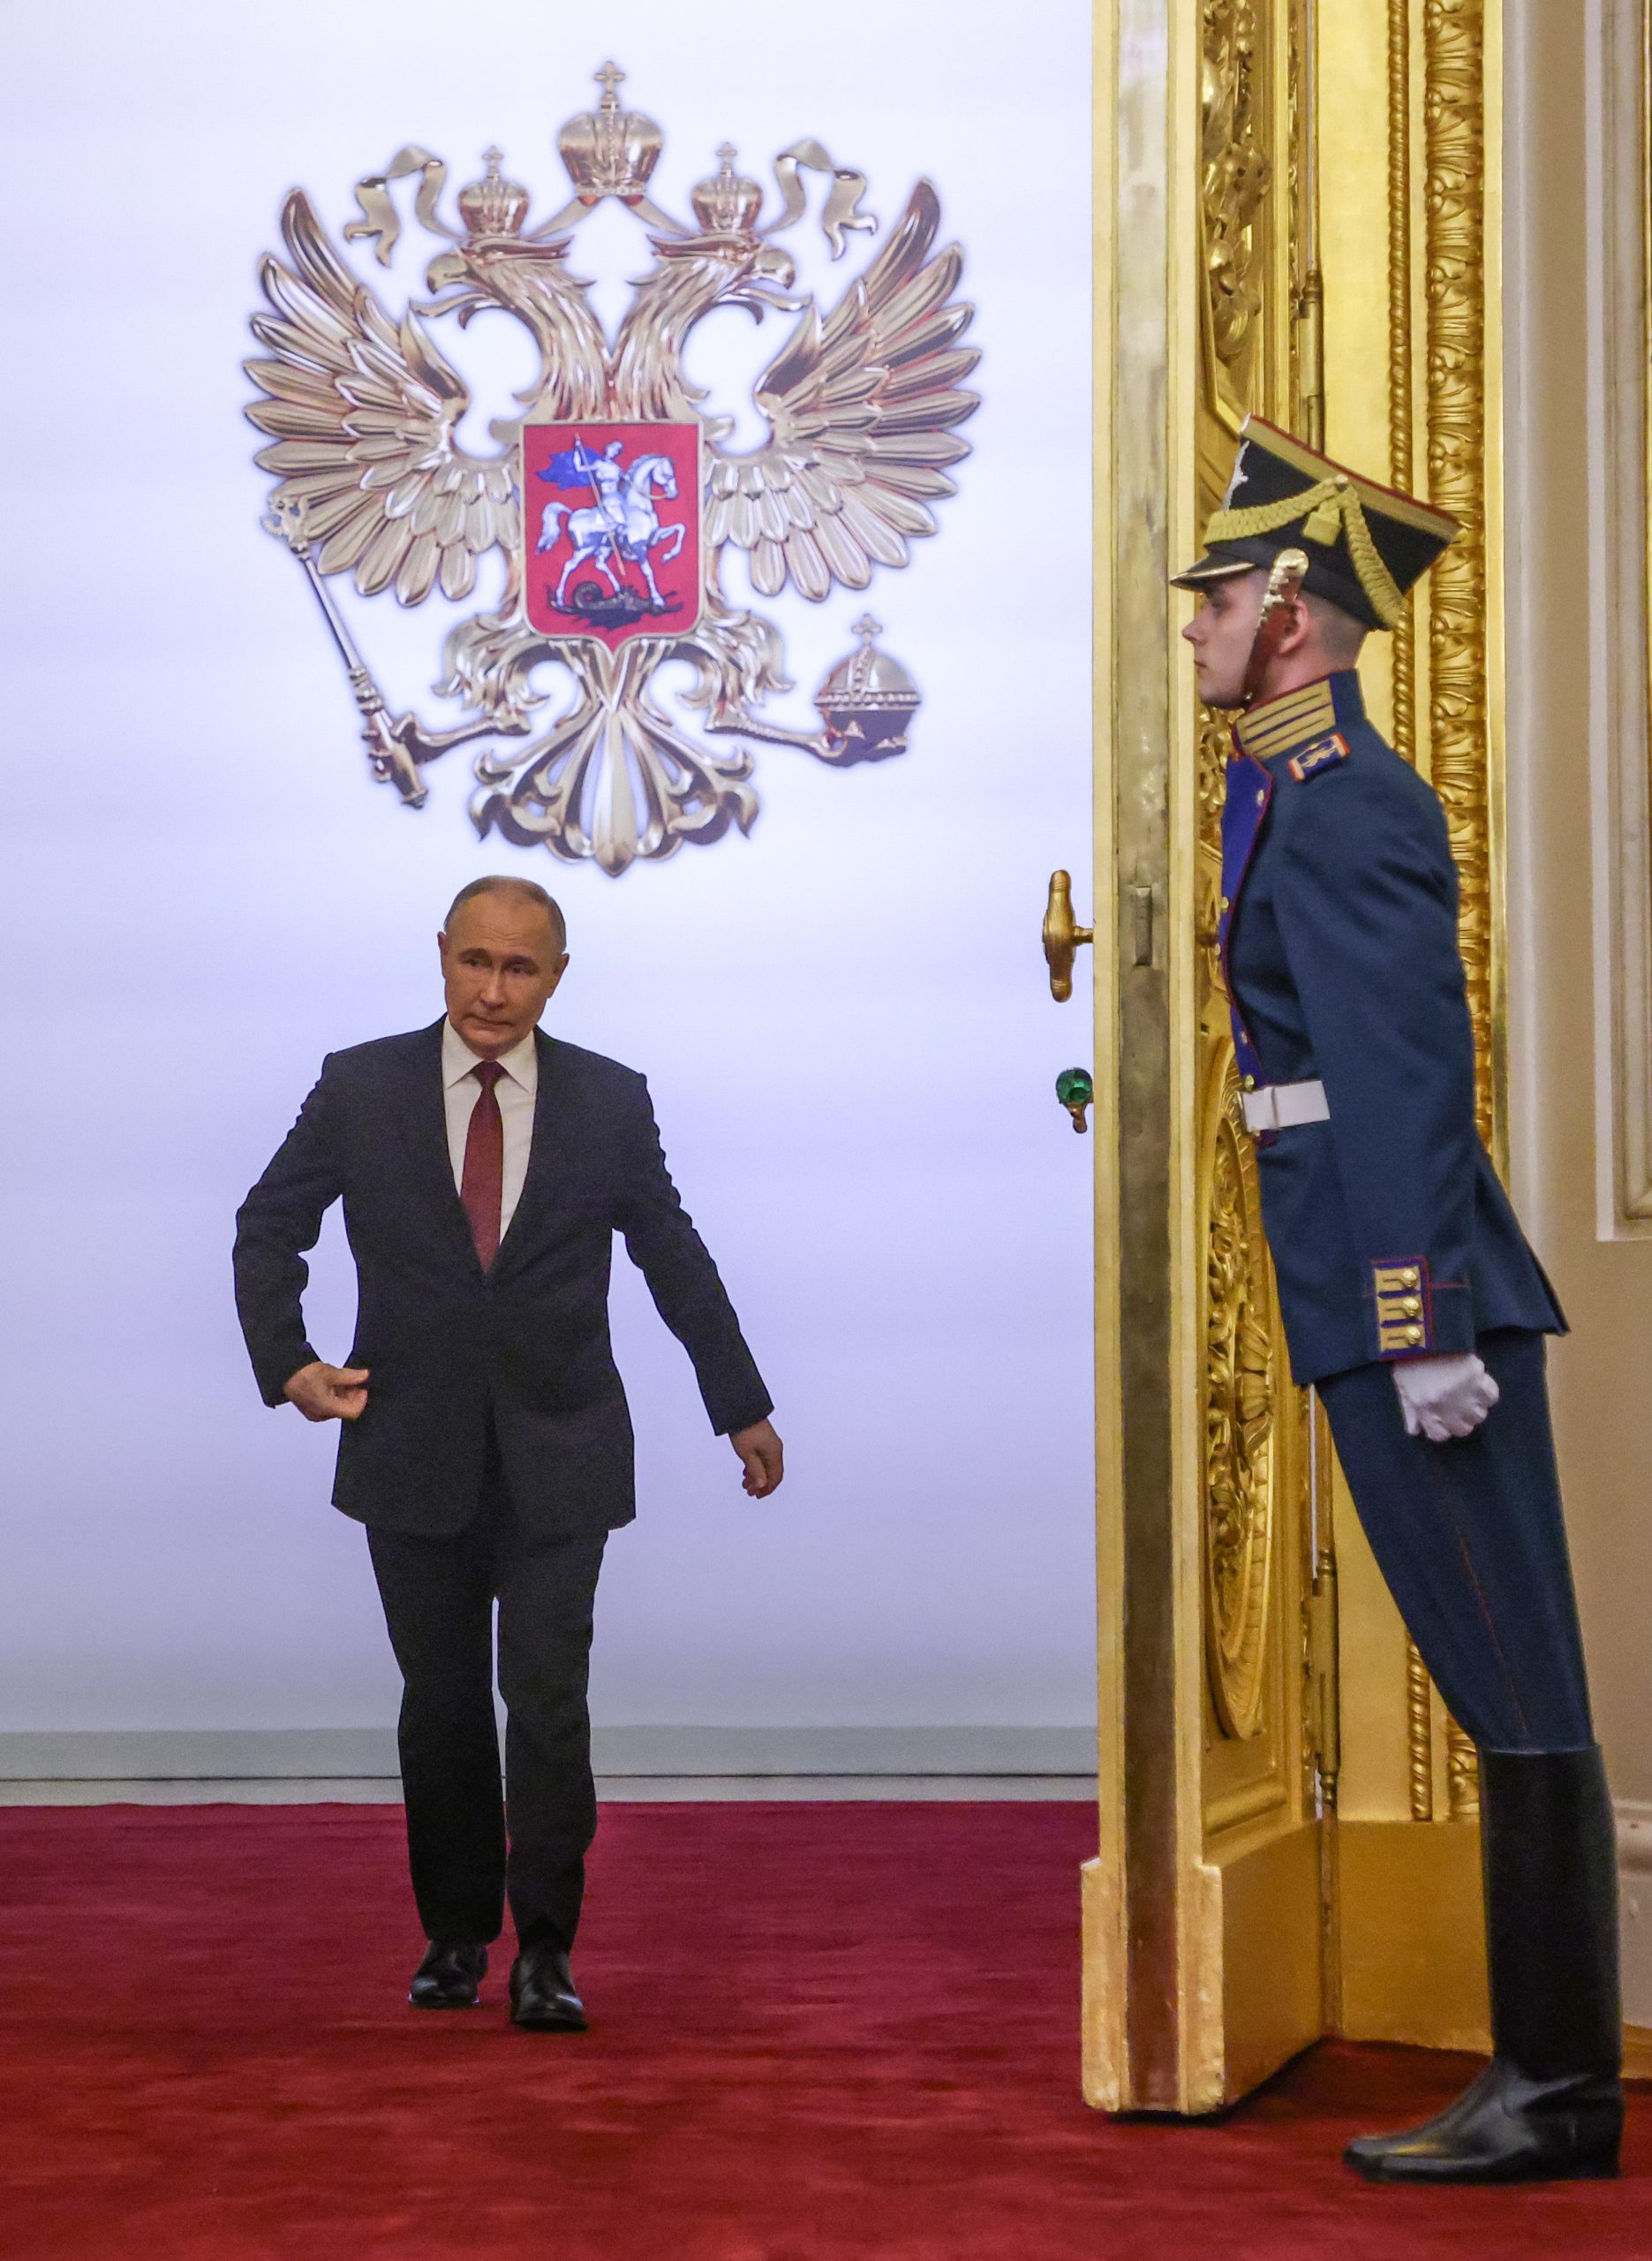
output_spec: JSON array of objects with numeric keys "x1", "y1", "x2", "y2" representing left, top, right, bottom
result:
[
  {"x1": 409, "y1": 1940, "x2": 487, "y2": 2008},
  {"x1": 509, "y1": 1945, "x2": 587, "y2": 2032},
  {"x1": 1346, "y1": 1746, "x2": 1623, "y2": 2184},
  {"x1": 1345, "y1": 2061, "x2": 1622, "y2": 2184}
]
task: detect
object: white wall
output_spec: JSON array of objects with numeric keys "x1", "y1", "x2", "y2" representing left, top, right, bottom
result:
[
  {"x1": 0, "y1": 0, "x2": 1095, "y2": 1737},
  {"x1": 1505, "y1": 0, "x2": 1652, "y2": 2014}
]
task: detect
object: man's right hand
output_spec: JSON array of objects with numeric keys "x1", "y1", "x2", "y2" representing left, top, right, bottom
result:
[
  {"x1": 283, "y1": 1361, "x2": 370, "y2": 1423},
  {"x1": 1392, "y1": 1351, "x2": 1497, "y2": 1443}
]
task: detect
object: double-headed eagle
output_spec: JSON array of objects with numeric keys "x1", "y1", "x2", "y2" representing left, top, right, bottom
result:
[{"x1": 246, "y1": 63, "x2": 979, "y2": 873}]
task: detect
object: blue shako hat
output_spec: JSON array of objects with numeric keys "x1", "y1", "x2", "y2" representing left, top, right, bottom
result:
[{"x1": 1173, "y1": 414, "x2": 1460, "y2": 631}]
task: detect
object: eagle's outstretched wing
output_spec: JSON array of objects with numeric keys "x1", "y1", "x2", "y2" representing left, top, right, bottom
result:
[
  {"x1": 705, "y1": 182, "x2": 979, "y2": 601},
  {"x1": 246, "y1": 191, "x2": 517, "y2": 607}
]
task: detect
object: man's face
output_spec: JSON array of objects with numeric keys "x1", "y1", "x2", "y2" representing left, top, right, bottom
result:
[
  {"x1": 1181, "y1": 568, "x2": 1268, "y2": 709},
  {"x1": 439, "y1": 894, "x2": 569, "y2": 1058}
]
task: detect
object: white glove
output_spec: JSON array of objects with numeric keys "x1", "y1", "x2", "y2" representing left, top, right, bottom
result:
[{"x1": 1392, "y1": 1351, "x2": 1500, "y2": 1442}]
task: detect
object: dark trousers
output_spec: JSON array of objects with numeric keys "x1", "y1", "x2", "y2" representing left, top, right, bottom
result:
[
  {"x1": 1317, "y1": 1327, "x2": 1594, "y2": 1754},
  {"x1": 366, "y1": 1450, "x2": 607, "y2": 1954}
]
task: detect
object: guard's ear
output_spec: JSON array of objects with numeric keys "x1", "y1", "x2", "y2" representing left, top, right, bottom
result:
[{"x1": 1273, "y1": 594, "x2": 1314, "y2": 653}]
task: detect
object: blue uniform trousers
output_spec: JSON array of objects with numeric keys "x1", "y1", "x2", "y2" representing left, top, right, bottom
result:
[{"x1": 1317, "y1": 1328, "x2": 1593, "y2": 1754}]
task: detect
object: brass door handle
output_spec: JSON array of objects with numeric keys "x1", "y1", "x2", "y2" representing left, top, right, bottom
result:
[{"x1": 1043, "y1": 869, "x2": 1093, "y2": 1002}]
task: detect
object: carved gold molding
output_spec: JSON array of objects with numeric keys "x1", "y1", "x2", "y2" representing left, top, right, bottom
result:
[
  {"x1": 1196, "y1": 2, "x2": 1301, "y2": 1780},
  {"x1": 1387, "y1": 0, "x2": 1418, "y2": 764},
  {"x1": 1203, "y1": 1065, "x2": 1278, "y2": 1740},
  {"x1": 1195, "y1": 1, "x2": 1323, "y2": 1792},
  {"x1": 1405, "y1": 1638, "x2": 1434, "y2": 1819},
  {"x1": 1445, "y1": 1718, "x2": 1481, "y2": 1819},
  {"x1": 1202, "y1": 0, "x2": 1272, "y2": 409},
  {"x1": 1422, "y1": 0, "x2": 1497, "y2": 1153},
  {"x1": 1378, "y1": 0, "x2": 1497, "y2": 1811}
]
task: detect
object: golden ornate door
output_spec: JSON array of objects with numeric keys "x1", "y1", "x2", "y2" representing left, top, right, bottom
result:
[
  {"x1": 1079, "y1": 0, "x2": 1505, "y2": 2112},
  {"x1": 1191, "y1": 0, "x2": 1330, "y2": 2106}
]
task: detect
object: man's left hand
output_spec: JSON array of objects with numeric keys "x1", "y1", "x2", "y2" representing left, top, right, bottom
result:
[{"x1": 730, "y1": 1418, "x2": 785, "y2": 1499}]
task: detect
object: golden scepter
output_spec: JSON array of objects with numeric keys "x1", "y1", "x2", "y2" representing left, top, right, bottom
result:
[{"x1": 261, "y1": 496, "x2": 499, "y2": 806}]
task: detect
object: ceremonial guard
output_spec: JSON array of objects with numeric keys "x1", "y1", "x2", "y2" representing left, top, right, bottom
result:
[{"x1": 1174, "y1": 418, "x2": 1622, "y2": 2184}]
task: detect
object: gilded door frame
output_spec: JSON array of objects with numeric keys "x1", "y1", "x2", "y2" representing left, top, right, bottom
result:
[{"x1": 1084, "y1": 0, "x2": 1506, "y2": 2113}]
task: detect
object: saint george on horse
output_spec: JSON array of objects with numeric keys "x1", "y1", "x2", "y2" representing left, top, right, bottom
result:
[{"x1": 536, "y1": 439, "x2": 686, "y2": 613}]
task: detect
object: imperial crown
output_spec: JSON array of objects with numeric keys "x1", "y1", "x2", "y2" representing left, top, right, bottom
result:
[
  {"x1": 556, "y1": 60, "x2": 663, "y2": 207},
  {"x1": 457, "y1": 148, "x2": 530, "y2": 238},
  {"x1": 690, "y1": 145, "x2": 765, "y2": 237}
]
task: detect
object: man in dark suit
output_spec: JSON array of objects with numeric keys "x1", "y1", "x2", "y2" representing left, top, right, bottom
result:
[
  {"x1": 234, "y1": 876, "x2": 781, "y2": 2030},
  {"x1": 1173, "y1": 418, "x2": 1620, "y2": 2183}
]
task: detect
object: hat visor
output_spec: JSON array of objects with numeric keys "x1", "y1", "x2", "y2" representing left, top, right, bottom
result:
[{"x1": 1169, "y1": 550, "x2": 1262, "y2": 591}]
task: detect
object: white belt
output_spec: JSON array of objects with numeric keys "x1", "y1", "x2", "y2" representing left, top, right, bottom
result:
[{"x1": 1242, "y1": 1078, "x2": 1330, "y2": 1135}]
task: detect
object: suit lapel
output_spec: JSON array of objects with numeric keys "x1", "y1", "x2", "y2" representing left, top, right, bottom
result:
[
  {"x1": 395, "y1": 1019, "x2": 479, "y2": 1265},
  {"x1": 491, "y1": 1030, "x2": 574, "y2": 1275}
]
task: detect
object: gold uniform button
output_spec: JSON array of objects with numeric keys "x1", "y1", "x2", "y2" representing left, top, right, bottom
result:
[
  {"x1": 1241, "y1": 1074, "x2": 1256, "y2": 1091},
  {"x1": 1406, "y1": 1325, "x2": 1424, "y2": 1344},
  {"x1": 1220, "y1": 896, "x2": 1231, "y2": 912},
  {"x1": 1399, "y1": 1267, "x2": 1420, "y2": 1288},
  {"x1": 1402, "y1": 1297, "x2": 1422, "y2": 1317},
  {"x1": 1256, "y1": 789, "x2": 1265, "y2": 805}
]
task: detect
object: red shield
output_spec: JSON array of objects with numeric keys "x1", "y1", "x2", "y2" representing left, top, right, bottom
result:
[{"x1": 522, "y1": 420, "x2": 703, "y2": 646}]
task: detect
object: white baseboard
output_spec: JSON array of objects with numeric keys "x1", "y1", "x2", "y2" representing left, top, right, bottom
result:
[
  {"x1": 1618, "y1": 1798, "x2": 1652, "y2": 2025},
  {"x1": 0, "y1": 1724, "x2": 1098, "y2": 1784}
]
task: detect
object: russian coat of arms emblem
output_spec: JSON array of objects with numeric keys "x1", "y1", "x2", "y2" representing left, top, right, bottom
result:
[{"x1": 247, "y1": 63, "x2": 979, "y2": 873}]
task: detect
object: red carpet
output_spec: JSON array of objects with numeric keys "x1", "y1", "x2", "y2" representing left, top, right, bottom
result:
[{"x1": 0, "y1": 1802, "x2": 1647, "y2": 2259}]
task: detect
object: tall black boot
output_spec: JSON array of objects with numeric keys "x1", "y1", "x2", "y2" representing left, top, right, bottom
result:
[{"x1": 1346, "y1": 1745, "x2": 1624, "y2": 2184}]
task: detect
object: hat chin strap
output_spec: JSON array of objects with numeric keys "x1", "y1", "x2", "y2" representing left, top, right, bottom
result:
[{"x1": 1239, "y1": 548, "x2": 1311, "y2": 710}]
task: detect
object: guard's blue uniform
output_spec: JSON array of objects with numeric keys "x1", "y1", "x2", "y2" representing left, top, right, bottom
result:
[
  {"x1": 1220, "y1": 667, "x2": 1592, "y2": 1753},
  {"x1": 1182, "y1": 420, "x2": 1617, "y2": 2181}
]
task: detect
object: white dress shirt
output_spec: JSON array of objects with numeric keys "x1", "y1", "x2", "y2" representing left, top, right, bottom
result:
[{"x1": 441, "y1": 1020, "x2": 539, "y2": 1240}]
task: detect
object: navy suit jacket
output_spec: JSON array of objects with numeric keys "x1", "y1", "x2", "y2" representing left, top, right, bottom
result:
[
  {"x1": 1218, "y1": 668, "x2": 1562, "y2": 1386},
  {"x1": 233, "y1": 1021, "x2": 773, "y2": 1535}
]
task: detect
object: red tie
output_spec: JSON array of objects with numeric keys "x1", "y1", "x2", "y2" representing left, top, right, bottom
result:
[{"x1": 460, "y1": 1060, "x2": 506, "y2": 1268}]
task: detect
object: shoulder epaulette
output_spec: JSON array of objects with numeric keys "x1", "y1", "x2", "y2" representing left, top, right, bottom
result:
[{"x1": 1287, "y1": 731, "x2": 1350, "y2": 783}]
